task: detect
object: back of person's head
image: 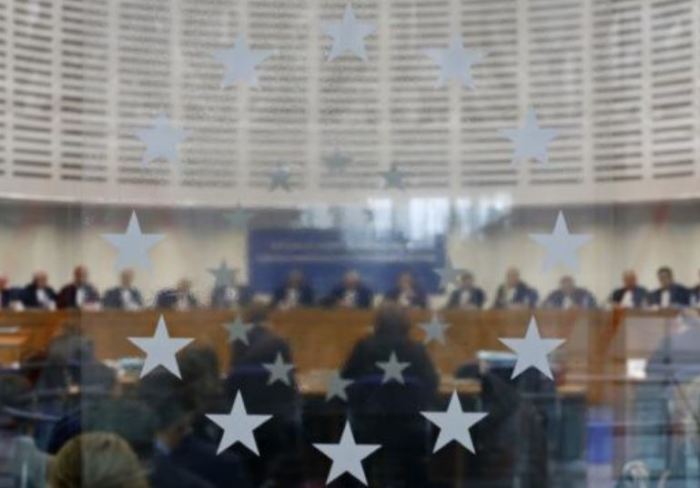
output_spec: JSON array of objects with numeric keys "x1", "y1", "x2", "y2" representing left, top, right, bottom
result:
[
  {"x1": 50, "y1": 432, "x2": 149, "y2": 488},
  {"x1": 243, "y1": 299, "x2": 271, "y2": 326},
  {"x1": 178, "y1": 344, "x2": 221, "y2": 409},
  {"x1": 373, "y1": 303, "x2": 411, "y2": 341}
]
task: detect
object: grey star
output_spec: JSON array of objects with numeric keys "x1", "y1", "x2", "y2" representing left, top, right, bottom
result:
[
  {"x1": 102, "y1": 211, "x2": 165, "y2": 271},
  {"x1": 128, "y1": 315, "x2": 194, "y2": 379},
  {"x1": 419, "y1": 314, "x2": 451, "y2": 345},
  {"x1": 269, "y1": 164, "x2": 292, "y2": 191},
  {"x1": 324, "y1": 149, "x2": 352, "y2": 173},
  {"x1": 422, "y1": 390, "x2": 488, "y2": 453},
  {"x1": 376, "y1": 351, "x2": 410, "y2": 384},
  {"x1": 263, "y1": 352, "x2": 295, "y2": 386},
  {"x1": 499, "y1": 316, "x2": 565, "y2": 380},
  {"x1": 380, "y1": 164, "x2": 407, "y2": 190},
  {"x1": 208, "y1": 260, "x2": 237, "y2": 288},
  {"x1": 214, "y1": 34, "x2": 274, "y2": 88},
  {"x1": 500, "y1": 107, "x2": 559, "y2": 164},
  {"x1": 425, "y1": 34, "x2": 484, "y2": 88},
  {"x1": 323, "y1": 3, "x2": 376, "y2": 62},
  {"x1": 206, "y1": 391, "x2": 272, "y2": 455},
  {"x1": 313, "y1": 421, "x2": 381, "y2": 485},
  {"x1": 134, "y1": 113, "x2": 188, "y2": 165},
  {"x1": 433, "y1": 256, "x2": 463, "y2": 289},
  {"x1": 529, "y1": 211, "x2": 592, "y2": 272},
  {"x1": 326, "y1": 370, "x2": 353, "y2": 402},
  {"x1": 223, "y1": 316, "x2": 253, "y2": 345},
  {"x1": 224, "y1": 205, "x2": 253, "y2": 229}
]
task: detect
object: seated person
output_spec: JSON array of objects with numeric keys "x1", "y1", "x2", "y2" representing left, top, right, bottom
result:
[
  {"x1": 0, "y1": 275, "x2": 23, "y2": 310},
  {"x1": 210, "y1": 276, "x2": 253, "y2": 310},
  {"x1": 57, "y1": 266, "x2": 100, "y2": 310},
  {"x1": 647, "y1": 266, "x2": 691, "y2": 308},
  {"x1": 322, "y1": 270, "x2": 374, "y2": 309},
  {"x1": 21, "y1": 271, "x2": 57, "y2": 310},
  {"x1": 492, "y1": 267, "x2": 538, "y2": 309},
  {"x1": 102, "y1": 269, "x2": 144, "y2": 310},
  {"x1": 446, "y1": 271, "x2": 486, "y2": 309},
  {"x1": 693, "y1": 269, "x2": 700, "y2": 305},
  {"x1": 609, "y1": 270, "x2": 647, "y2": 308},
  {"x1": 156, "y1": 279, "x2": 199, "y2": 310},
  {"x1": 271, "y1": 270, "x2": 314, "y2": 309},
  {"x1": 543, "y1": 276, "x2": 597, "y2": 309},
  {"x1": 384, "y1": 271, "x2": 427, "y2": 309}
]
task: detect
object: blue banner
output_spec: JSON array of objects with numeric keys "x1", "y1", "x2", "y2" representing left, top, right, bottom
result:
[{"x1": 248, "y1": 228, "x2": 446, "y2": 295}]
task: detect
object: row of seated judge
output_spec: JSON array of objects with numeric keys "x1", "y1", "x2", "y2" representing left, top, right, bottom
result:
[{"x1": 0, "y1": 264, "x2": 697, "y2": 313}]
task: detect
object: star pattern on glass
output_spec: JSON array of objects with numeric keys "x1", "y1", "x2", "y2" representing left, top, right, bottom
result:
[
  {"x1": 224, "y1": 205, "x2": 253, "y2": 229},
  {"x1": 425, "y1": 34, "x2": 484, "y2": 88},
  {"x1": 380, "y1": 164, "x2": 407, "y2": 190},
  {"x1": 206, "y1": 391, "x2": 272, "y2": 455},
  {"x1": 128, "y1": 315, "x2": 194, "y2": 379},
  {"x1": 222, "y1": 315, "x2": 253, "y2": 345},
  {"x1": 101, "y1": 211, "x2": 165, "y2": 271},
  {"x1": 376, "y1": 351, "x2": 410, "y2": 384},
  {"x1": 214, "y1": 34, "x2": 274, "y2": 88},
  {"x1": 134, "y1": 113, "x2": 188, "y2": 165},
  {"x1": 263, "y1": 352, "x2": 295, "y2": 386},
  {"x1": 422, "y1": 391, "x2": 488, "y2": 453},
  {"x1": 313, "y1": 421, "x2": 381, "y2": 486},
  {"x1": 529, "y1": 211, "x2": 592, "y2": 272},
  {"x1": 419, "y1": 313, "x2": 451, "y2": 345},
  {"x1": 324, "y1": 148, "x2": 352, "y2": 173},
  {"x1": 208, "y1": 260, "x2": 237, "y2": 288},
  {"x1": 498, "y1": 316, "x2": 565, "y2": 380},
  {"x1": 326, "y1": 370, "x2": 353, "y2": 402},
  {"x1": 323, "y1": 3, "x2": 376, "y2": 62},
  {"x1": 269, "y1": 164, "x2": 292, "y2": 191},
  {"x1": 499, "y1": 107, "x2": 559, "y2": 164},
  {"x1": 433, "y1": 255, "x2": 463, "y2": 289}
]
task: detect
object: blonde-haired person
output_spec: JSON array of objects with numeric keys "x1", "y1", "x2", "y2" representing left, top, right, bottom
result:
[{"x1": 50, "y1": 432, "x2": 149, "y2": 488}]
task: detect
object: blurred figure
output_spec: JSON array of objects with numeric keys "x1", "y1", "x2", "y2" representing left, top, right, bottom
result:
[
  {"x1": 543, "y1": 276, "x2": 597, "y2": 309},
  {"x1": 446, "y1": 271, "x2": 486, "y2": 309},
  {"x1": 0, "y1": 274, "x2": 22, "y2": 310},
  {"x1": 322, "y1": 270, "x2": 374, "y2": 309},
  {"x1": 57, "y1": 266, "x2": 100, "y2": 310},
  {"x1": 50, "y1": 432, "x2": 149, "y2": 488},
  {"x1": 210, "y1": 275, "x2": 253, "y2": 310},
  {"x1": 609, "y1": 270, "x2": 647, "y2": 308},
  {"x1": 384, "y1": 271, "x2": 427, "y2": 309},
  {"x1": 271, "y1": 269, "x2": 314, "y2": 309},
  {"x1": 647, "y1": 266, "x2": 691, "y2": 308},
  {"x1": 102, "y1": 269, "x2": 144, "y2": 310},
  {"x1": 156, "y1": 279, "x2": 199, "y2": 310},
  {"x1": 492, "y1": 267, "x2": 538, "y2": 309},
  {"x1": 693, "y1": 269, "x2": 700, "y2": 305},
  {"x1": 21, "y1": 271, "x2": 57, "y2": 310}
]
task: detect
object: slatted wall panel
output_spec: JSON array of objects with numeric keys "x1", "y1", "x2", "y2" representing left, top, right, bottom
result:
[{"x1": 0, "y1": 1, "x2": 7, "y2": 177}]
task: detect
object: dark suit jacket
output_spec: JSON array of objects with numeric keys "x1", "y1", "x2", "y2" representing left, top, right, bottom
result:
[
  {"x1": 492, "y1": 282, "x2": 538, "y2": 309},
  {"x1": 384, "y1": 286, "x2": 428, "y2": 309},
  {"x1": 647, "y1": 284, "x2": 692, "y2": 307},
  {"x1": 155, "y1": 289, "x2": 199, "y2": 309},
  {"x1": 56, "y1": 283, "x2": 100, "y2": 309},
  {"x1": 609, "y1": 286, "x2": 648, "y2": 308},
  {"x1": 322, "y1": 284, "x2": 374, "y2": 309},
  {"x1": 543, "y1": 288, "x2": 597, "y2": 309},
  {"x1": 270, "y1": 284, "x2": 314, "y2": 308},
  {"x1": 0, "y1": 287, "x2": 22, "y2": 307},
  {"x1": 210, "y1": 286, "x2": 253, "y2": 309},
  {"x1": 446, "y1": 287, "x2": 486, "y2": 309},
  {"x1": 102, "y1": 287, "x2": 144, "y2": 309},
  {"x1": 20, "y1": 283, "x2": 57, "y2": 309}
]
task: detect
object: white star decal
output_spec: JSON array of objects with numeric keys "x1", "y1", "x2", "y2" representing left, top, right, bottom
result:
[
  {"x1": 326, "y1": 370, "x2": 353, "y2": 402},
  {"x1": 529, "y1": 211, "x2": 592, "y2": 272},
  {"x1": 225, "y1": 205, "x2": 253, "y2": 229},
  {"x1": 206, "y1": 391, "x2": 272, "y2": 455},
  {"x1": 128, "y1": 315, "x2": 193, "y2": 379},
  {"x1": 433, "y1": 256, "x2": 463, "y2": 289},
  {"x1": 134, "y1": 113, "x2": 188, "y2": 165},
  {"x1": 425, "y1": 34, "x2": 484, "y2": 88},
  {"x1": 208, "y1": 260, "x2": 237, "y2": 288},
  {"x1": 500, "y1": 107, "x2": 559, "y2": 164},
  {"x1": 376, "y1": 351, "x2": 410, "y2": 384},
  {"x1": 269, "y1": 164, "x2": 292, "y2": 191},
  {"x1": 313, "y1": 421, "x2": 381, "y2": 485},
  {"x1": 422, "y1": 391, "x2": 488, "y2": 453},
  {"x1": 323, "y1": 3, "x2": 376, "y2": 62},
  {"x1": 499, "y1": 316, "x2": 565, "y2": 380},
  {"x1": 101, "y1": 211, "x2": 165, "y2": 271},
  {"x1": 324, "y1": 148, "x2": 352, "y2": 173},
  {"x1": 263, "y1": 352, "x2": 295, "y2": 386},
  {"x1": 419, "y1": 313, "x2": 451, "y2": 345},
  {"x1": 380, "y1": 164, "x2": 407, "y2": 190},
  {"x1": 222, "y1": 315, "x2": 253, "y2": 345},
  {"x1": 214, "y1": 34, "x2": 274, "y2": 88}
]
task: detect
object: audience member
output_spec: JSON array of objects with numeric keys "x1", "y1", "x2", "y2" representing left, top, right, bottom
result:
[
  {"x1": 384, "y1": 271, "x2": 428, "y2": 309},
  {"x1": 156, "y1": 279, "x2": 199, "y2": 310},
  {"x1": 102, "y1": 269, "x2": 144, "y2": 310},
  {"x1": 210, "y1": 275, "x2": 252, "y2": 310},
  {"x1": 21, "y1": 271, "x2": 57, "y2": 309},
  {"x1": 57, "y1": 266, "x2": 100, "y2": 310},
  {"x1": 543, "y1": 276, "x2": 597, "y2": 309},
  {"x1": 609, "y1": 270, "x2": 647, "y2": 308},
  {"x1": 446, "y1": 271, "x2": 486, "y2": 309},
  {"x1": 271, "y1": 270, "x2": 314, "y2": 309},
  {"x1": 492, "y1": 267, "x2": 538, "y2": 309},
  {"x1": 0, "y1": 274, "x2": 22, "y2": 310},
  {"x1": 647, "y1": 266, "x2": 691, "y2": 308},
  {"x1": 322, "y1": 270, "x2": 374, "y2": 309}
]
